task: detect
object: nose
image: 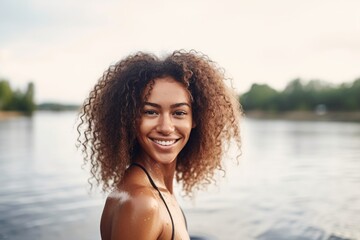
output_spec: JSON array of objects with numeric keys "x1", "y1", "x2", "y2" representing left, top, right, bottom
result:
[{"x1": 156, "y1": 114, "x2": 175, "y2": 135}]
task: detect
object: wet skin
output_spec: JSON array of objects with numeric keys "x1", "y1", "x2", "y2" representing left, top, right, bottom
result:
[{"x1": 100, "y1": 77, "x2": 194, "y2": 240}]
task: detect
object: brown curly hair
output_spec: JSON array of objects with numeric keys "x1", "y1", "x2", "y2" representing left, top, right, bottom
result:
[{"x1": 77, "y1": 50, "x2": 242, "y2": 195}]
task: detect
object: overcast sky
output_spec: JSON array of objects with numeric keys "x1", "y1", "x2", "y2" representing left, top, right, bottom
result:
[{"x1": 1, "y1": 0, "x2": 359, "y2": 104}]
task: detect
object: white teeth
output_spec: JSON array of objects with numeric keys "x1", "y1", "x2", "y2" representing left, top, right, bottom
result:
[{"x1": 153, "y1": 139, "x2": 176, "y2": 146}]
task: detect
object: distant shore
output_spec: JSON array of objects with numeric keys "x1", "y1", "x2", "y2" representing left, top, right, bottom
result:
[
  {"x1": 244, "y1": 110, "x2": 360, "y2": 122},
  {"x1": 2, "y1": 110, "x2": 360, "y2": 123},
  {"x1": 0, "y1": 111, "x2": 25, "y2": 120},
  {"x1": 0, "y1": 109, "x2": 78, "y2": 120}
]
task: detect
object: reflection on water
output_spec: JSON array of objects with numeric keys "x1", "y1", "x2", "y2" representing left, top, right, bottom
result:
[
  {"x1": 182, "y1": 119, "x2": 360, "y2": 240},
  {"x1": 0, "y1": 112, "x2": 359, "y2": 240},
  {"x1": 0, "y1": 112, "x2": 103, "y2": 240}
]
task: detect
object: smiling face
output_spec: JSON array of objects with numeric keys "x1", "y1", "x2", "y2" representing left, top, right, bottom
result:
[{"x1": 136, "y1": 76, "x2": 194, "y2": 166}]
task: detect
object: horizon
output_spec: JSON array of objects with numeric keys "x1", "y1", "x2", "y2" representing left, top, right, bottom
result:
[{"x1": 2, "y1": 76, "x2": 359, "y2": 106}]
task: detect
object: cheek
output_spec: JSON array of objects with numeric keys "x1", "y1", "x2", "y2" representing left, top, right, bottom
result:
[
  {"x1": 182, "y1": 121, "x2": 194, "y2": 136},
  {"x1": 136, "y1": 118, "x2": 155, "y2": 137}
]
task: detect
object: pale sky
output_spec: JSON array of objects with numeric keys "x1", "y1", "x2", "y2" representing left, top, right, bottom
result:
[{"x1": 1, "y1": 0, "x2": 359, "y2": 104}]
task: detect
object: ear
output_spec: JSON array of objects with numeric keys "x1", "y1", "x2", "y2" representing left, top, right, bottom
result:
[{"x1": 192, "y1": 120, "x2": 196, "y2": 128}]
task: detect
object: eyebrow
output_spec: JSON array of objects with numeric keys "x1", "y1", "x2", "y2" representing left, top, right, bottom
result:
[{"x1": 143, "y1": 102, "x2": 191, "y2": 108}]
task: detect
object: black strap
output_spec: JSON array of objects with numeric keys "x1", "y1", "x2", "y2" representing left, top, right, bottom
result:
[
  {"x1": 181, "y1": 207, "x2": 188, "y2": 230},
  {"x1": 131, "y1": 162, "x2": 175, "y2": 240}
]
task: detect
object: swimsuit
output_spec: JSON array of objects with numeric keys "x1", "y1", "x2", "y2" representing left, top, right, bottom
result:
[{"x1": 131, "y1": 162, "x2": 186, "y2": 240}]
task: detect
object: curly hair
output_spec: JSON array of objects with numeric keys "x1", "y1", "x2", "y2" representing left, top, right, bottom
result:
[{"x1": 77, "y1": 50, "x2": 242, "y2": 195}]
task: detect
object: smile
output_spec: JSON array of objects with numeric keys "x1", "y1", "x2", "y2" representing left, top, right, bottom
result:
[{"x1": 151, "y1": 139, "x2": 179, "y2": 146}]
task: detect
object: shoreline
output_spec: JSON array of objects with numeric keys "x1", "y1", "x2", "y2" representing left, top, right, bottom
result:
[
  {"x1": 243, "y1": 110, "x2": 360, "y2": 122},
  {"x1": 0, "y1": 111, "x2": 25, "y2": 120},
  {"x1": 2, "y1": 110, "x2": 360, "y2": 123}
]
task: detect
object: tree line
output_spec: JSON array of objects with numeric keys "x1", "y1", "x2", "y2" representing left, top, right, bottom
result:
[
  {"x1": 240, "y1": 78, "x2": 360, "y2": 112},
  {"x1": 2, "y1": 77, "x2": 359, "y2": 114},
  {"x1": 0, "y1": 79, "x2": 35, "y2": 114}
]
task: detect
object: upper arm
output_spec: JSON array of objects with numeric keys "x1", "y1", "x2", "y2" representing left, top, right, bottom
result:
[{"x1": 110, "y1": 192, "x2": 162, "y2": 240}]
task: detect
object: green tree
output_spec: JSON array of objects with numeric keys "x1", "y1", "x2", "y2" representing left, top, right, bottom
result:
[
  {"x1": 0, "y1": 79, "x2": 36, "y2": 114},
  {"x1": 280, "y1": 78, "x2": 309, "y2": 111},
  {"x1": 351, "y1": 78, "x2": 360, "y2": 109},
  {"x1": 0, "y1": 80, "x2": 13, "y2": 110},
  {"x1": 22, "y1": 82, "x2": 36, "y2": 114},
  {"x1": 240, "y1": 77, "x2": 360, "y2": 112},
  {"x1": 303, "y1": 80, "x2": 333, "y2": 110},
  {"x1": 240, "y1": 83, "x2": 279, "y2": 111}
]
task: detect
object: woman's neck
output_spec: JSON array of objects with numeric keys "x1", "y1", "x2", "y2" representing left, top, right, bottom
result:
[{"x1": 134, "y1": 155, "x2": 176, "y2": 194}]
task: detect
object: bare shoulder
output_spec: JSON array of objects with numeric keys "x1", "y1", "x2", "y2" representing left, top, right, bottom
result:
[
  {"x1": 109, "y1": 186, "x2": 160, "y2": 217},
  {"x1": 100, "y1": 174, "x2": 163, "y2": 240}
]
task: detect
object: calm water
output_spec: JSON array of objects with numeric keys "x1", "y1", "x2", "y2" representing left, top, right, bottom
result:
[{"x1": 0, "y1": 112, "x2": 359, "y2": 240}]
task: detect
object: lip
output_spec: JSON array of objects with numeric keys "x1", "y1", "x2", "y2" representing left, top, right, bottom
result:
[{"x1": 150, "y1": 138, "x2": 180, "y2": 147}]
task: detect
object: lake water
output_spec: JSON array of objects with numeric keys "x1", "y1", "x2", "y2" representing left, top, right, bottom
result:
[{"x1": 0, "y1": 112, "x2": 359, "y2": 240}]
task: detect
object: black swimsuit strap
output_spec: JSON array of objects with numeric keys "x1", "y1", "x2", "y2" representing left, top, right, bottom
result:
[{"x1": 131, "y1": 163, "x2": 175, "y2": 240}]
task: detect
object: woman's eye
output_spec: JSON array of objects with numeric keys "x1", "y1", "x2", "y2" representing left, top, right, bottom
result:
[
  {"x1": 144, "y1": 110, "x2": 157, "y2": 116},
  {"x1": 174, "y1": 111, "x2": 187, "y2": 116}
]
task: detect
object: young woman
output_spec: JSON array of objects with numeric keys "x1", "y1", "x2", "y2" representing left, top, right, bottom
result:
[{"x1": 77, "y1": 50, "x2": 242, "y2": 240}]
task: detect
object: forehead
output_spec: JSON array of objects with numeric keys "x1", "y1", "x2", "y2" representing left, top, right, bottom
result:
[{"x1": 143, "y1": 77, "x2": 191, "y2": 103}]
